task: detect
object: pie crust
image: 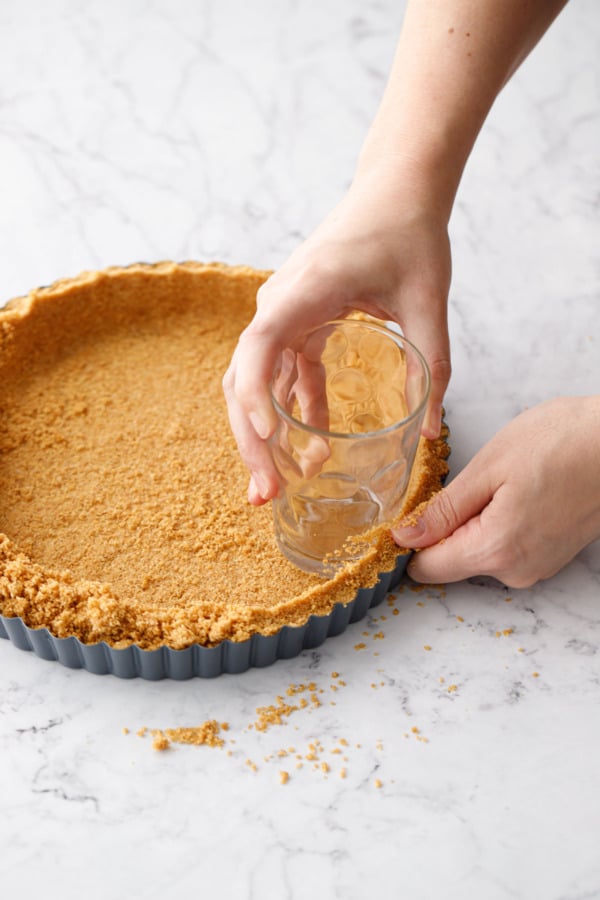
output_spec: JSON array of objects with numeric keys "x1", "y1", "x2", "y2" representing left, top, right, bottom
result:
[{"x1": 0, "y1": 262, "x2": 449, "y2": 650}]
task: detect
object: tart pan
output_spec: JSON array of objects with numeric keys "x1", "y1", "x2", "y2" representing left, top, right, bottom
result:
[{"x1": 0, "y1": 553, "x2": 408, "y2": 679}]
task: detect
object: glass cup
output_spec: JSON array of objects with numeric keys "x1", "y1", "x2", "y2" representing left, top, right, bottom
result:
[{"x1": 269, "y1": 318, "x2": 431, "y2": 575}]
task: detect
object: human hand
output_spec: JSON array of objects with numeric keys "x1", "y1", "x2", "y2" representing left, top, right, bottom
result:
[
  {"x1": 223, "y1": 167, "x2": 452, "y2": 505},
  {"x1": 392, "y1": 397, "x2": 600, "y2": 588}
]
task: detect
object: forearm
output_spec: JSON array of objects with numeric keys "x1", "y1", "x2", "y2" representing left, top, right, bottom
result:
[{"x1": 356, "y1": 0, "x2": 568, "y2": 220}]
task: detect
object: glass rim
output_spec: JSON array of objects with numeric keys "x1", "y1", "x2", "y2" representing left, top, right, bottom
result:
[{"x1": 270, "y1": 318, "x2": 432, "y2": 440}]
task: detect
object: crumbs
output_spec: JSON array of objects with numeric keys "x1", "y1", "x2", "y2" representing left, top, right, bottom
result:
[
  {"x1": 149, "y1": 720, "x2": 228, "y2": 751},
  {"x1": 126, "y1": 586, "x2": 541, "y2": 786},
  {"x1": 128, "y1": 670, "x2": 392, "y2": 788}
]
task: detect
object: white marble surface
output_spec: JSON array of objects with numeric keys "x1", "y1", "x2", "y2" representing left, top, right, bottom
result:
[{"x1": 1, "y1": 1, "x2": 599, "y2": 898}]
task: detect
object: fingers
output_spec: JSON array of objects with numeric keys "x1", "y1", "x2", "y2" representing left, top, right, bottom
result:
[
  {"x1": 223, "y1": 355, "x2": 280, "y2": 505},
  {"x1": 406, "y1": 516, "x2": 486, "y2": 584},
  {"x1": 400, "y1": 302, "x2": 451, "y2": 440},
  {"x1": 391, "y1": 455, "x2": 495, "y2": 582}
]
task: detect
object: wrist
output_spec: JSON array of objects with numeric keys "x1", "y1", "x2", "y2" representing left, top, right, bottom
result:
[{"x1": 350, "y1": 154, "x2": 458, "y2": 227}]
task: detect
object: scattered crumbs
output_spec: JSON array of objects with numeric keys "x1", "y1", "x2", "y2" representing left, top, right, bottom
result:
[
  {"x1": 392, "y1": 608, "x2": 399, "y2": 616},
  {"x1": 502, "y1": 628, "x2": 514, "y2": 636},
  {"x1": 424, "y1": 644, "x2": 432, "y2": 651},
  {"x1": 411, "y1": 726, "x2": 420, "y2": 734},
  {"x1": 246, "y1": 759, "x2": 258, "y2": 772},
  {"x1": 152, "y1": 733, "x2": 170, "y2": 752},
  {"x1": 149, "y1": 720, "x2": 226, "y2": 752},
  {"x1": 354, "y1": 642, "x2": 366, "y2": 650},
  {"x1": 374, "y1": 779, "x2": 383, "y2": 789},
  {"x1": 296, "y1": 762, "x2": 303, "y2": 770},
  {"x1": 456, "y1": 615, "x2": 464, "y2": 623},
  {"x1": 362, "y1": 631, "x2": 370, "y2": 637},
  {"x1": 376, "y1": 740, "x2": 384, "y2": 751},
  {"x1": 339, "y1": 739, "x2": 349, "y2": 747},
  {"x1": 122, "y1": 727, "x2": 130, "y2": 735},
  {"x1": 416, "y1": 601, "x2": 425, "y2": 608},
  {"x1": 137, "y1": 727, "x2": 148, "y2": 738},
  {"x1": 340, "y1": 768, "x2": 347, "y2": 779},
  {"x1": 505, "y1": 596, "x2": 513, "y2": 603},
  {"x1": 331, "y1": 671, "x2": 339, "y2": 678},
  {"x1": 321, "y1": 762, "x2": 330, "y2": 774},
  {"x1": 532, "y1": 672, "x2": 540, "y2": 678},
  {"x1": 279, "y1": 770, "x2": 290, "y2": 785},
  {"x1": 253, "y1": 692, "x2": 309, "y2": 732},
  {"x1": 439, "y1": 676, "x2": 445, "y2": 684},
  {"x1": 447, "y1": 684, "x2": 458, "y2": 693},
  {"x1": 518, "y1": 647, "x2": 525, "y2": 653}
]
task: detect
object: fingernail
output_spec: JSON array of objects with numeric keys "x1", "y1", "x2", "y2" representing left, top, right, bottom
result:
[
  {"x1": 393, "y1": 527, "x2": 425, "y2": 548},
  {"x1": 422, "y1": 403, "x2": 442, "y2": 440},
  {"x1": 249, "y1": 411, "x2": 271, "y2": 440},
  {"x1": 251, "y1": 471, "x2": 271, "y2": 500},
  {"x1": 392, "y1": 516, "x2": 425, "y2": 541},
  {"x1": 406, "y1": 557, "x2": 420, "y2": 581}
]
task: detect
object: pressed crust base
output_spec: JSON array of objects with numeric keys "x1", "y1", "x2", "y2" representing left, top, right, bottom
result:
[{"x1": 0, "y1": 262, "x2": 449, "y2": 650}]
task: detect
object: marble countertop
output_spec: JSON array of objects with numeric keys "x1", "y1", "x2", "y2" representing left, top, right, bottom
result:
[{"x1": 1, "y1": 1, "x2": 599, "y2": 898}]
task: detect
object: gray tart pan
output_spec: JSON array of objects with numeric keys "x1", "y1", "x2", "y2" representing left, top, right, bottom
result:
[{"x1": 0, "y1": 553, "x2": 409, "y2": 679}]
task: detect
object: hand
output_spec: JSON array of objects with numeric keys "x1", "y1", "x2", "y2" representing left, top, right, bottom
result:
[
  {"x1": 392, "y1": 397, "x2": 600, "y2": 588},
  {"x1": 223, "y1": 167, "x2": 452, "y2": 505}
]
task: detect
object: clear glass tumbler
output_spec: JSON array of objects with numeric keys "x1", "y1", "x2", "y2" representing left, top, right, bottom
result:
[{"x1": 270, "y1": 318, "x2": 431, "y2": 574}]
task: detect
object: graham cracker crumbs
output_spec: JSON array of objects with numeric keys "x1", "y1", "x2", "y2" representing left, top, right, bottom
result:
[
  {"x1": 152, "y1": 733, "x2": 171, "y2": 752},
  {"x1": 149, "y1": 720, "x2": 226, "y2": 751},
  {"x1": 374, "y1": 779, "x2": 383, "y2": 789},
  {"x1": 354, "y1": 642, "x2": 366, "y2": 651},
  {"x1": 373, "y1": 631, "x2": 385, "y2": 640},
  {"x1": 424, "y1": 645, "x2": 432, "y2": 651},
  {"x1": 0, "y1": 264, "x2": 449, "y2": 652},
  {"x1": 279, "y1": 771, "x2": 290, "y2": 785},
  {"x1": 447, "y1": 684, "x2": 458, "y2": 693}
]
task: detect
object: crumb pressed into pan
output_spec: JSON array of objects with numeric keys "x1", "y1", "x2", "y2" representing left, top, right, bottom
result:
[{"x1": 0, "y1": 262, "x2": 449, "y2": 650}]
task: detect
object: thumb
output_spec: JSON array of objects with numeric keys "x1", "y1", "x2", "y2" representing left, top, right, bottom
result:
[{"x1": 392, "y1": 466, "x2": 493, "y2": 551}]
